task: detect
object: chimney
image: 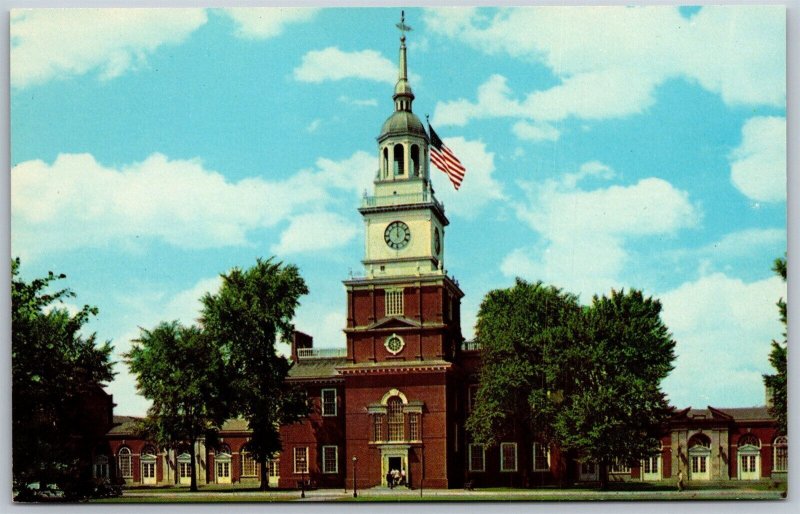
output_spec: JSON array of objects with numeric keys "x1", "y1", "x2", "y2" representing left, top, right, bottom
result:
[{"x1": 291, "y1": 331, "x2": 313, "y2": 361}]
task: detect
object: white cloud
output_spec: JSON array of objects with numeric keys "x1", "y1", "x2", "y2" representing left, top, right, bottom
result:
[
  {"x1": 730, "y1": 116, "x2": 786, "y2": 203},
  {"x1": 306, "y1": 119, "x2": 323, "y2": 133},
  {"x1": 502, "y1": 164, "x2": 699, "y2": 297},
  {"x1": 696, "y1": 228, "x2": 785, "y2": 259},
  {"x1": 11, "y1": 8, "x2": 208, "y2": 88},
  {"x1": 426, "y1": 6, "x2": 784, "y2": 128},
  {"x1": 294, "y1": 47, "x2": 397, "y2": 84},
  {"x1": 105, "y1": 275, "x2": 222, "y2": 416},
  {"x1": 12, "y1": 150, "x2": 375, "y2": 260},
  {"x1": 222, "y1": 7, "x2": 319, "y2": 39},
  {"x1": 294, "y1": 305, "x2": 346, "y2": 348},
  {"x1": 272, "y1": 212, "x2": 358, "y2": 255},
  {"x1": 512, "y1": 121, "x2": 560, "y2": 143},
  {"x1": 659, "y1": 272, "x2": 785, "y2": 407},
  {"x1": 429, "y1": 137, "x2": 504, "y2": 219}
]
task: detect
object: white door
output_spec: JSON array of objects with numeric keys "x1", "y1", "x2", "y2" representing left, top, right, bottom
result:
[
  {"x1": 268, "y1": 458, "x2": 280, "y2": 487},
  {"x1": 689, "y1": 454, "x2": 710, "y2": 480},
  {"x1": 178, "y1": 453, "x2": 192, "y2": 485},
  {"x1": 142, "y1": 460, "x2": 156, "y2": 485},
  {"x1": 216, "y1": 460, "x2": 231, "y2": 484},
  {"x1": 739, "y1": 451, "x2": 760, "y2": 480}
]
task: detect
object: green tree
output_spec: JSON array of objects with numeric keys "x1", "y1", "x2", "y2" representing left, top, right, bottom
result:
[
  {"x1": 556, "y1": 289, "x2": 675, "y2": 490},
  {"x1": 125, "y1": 322, "x2": 228, "y2": 492},
  {"x1": 763, "y1": 256, "x2": 787, "y2": 434},
  {"x1": 12, "y1": 258, "x2": 114, "y2": 497},
  {"x1": 201, "y1": 258, "x2": 310, "y2": 490},
  {"x1": 466, "y1": 279, "x2": 581, "y2": 484}
]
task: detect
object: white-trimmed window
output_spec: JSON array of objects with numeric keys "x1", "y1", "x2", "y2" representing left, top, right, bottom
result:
[
  {"x1": 409, "y1": 413, "x2": 420, "y2": 441},
  {"x1": 774, "y1": 436, "x2": 788, "y2": 472},
  {"x1": 609, "y1": 457, "x2": 631, "y2": 474},
  {"x1": 241, "y1": 447, "x2": 258, "y2": 477},
  {"x1": 293, "y1": 447, "x2": 309, "y2": 474},
  {"x1": 385, "y1": 289, "x2": 404, "y2": 316},
  {"x1": 691, "y1": 455, "x2": 707, "y2": 473},
  {"x1": 500, "y1": 442, "x2": 518, "y2": 472},
  {"x1": 322, "y1": 446, "x2": 338, "y2": 474},
  {"x1": 373, "y1": 414, "x2": 384, "y2": 442},
  {"x1": 94, "y1": 455, "x2": 109, "y2": 478},
  {"x1": 469, "y1": 444, "x2": 485, "y2": 472},
  {"x1": 388, "y1": 397, "x2": 404, "y2": 441},
  {"x1": 532, "y1": 442, "x2": 550, "y2": 471},
  {"x1": 118, "y1": 447, "x2": 132, "y2": 478},
  {"x1": 322, "y1": 388, "x2": 337, "y2": 416}
]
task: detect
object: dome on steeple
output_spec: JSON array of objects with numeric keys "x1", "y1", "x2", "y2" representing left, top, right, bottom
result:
[
  {"x1": 379, "y1": 111, "x2": 427, "y2": 141},
  {"x1": 377, "y1": 11, "x2": 427, "y2": 143}
]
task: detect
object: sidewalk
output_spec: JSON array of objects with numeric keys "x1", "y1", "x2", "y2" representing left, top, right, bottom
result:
[{"x1": 118, "y1": 485, "x2": 785, "y2": 502}]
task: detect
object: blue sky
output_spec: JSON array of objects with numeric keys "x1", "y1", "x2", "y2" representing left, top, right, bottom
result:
[{"x1": 10, "y1": 7, "x2": 786, "y2": 416}]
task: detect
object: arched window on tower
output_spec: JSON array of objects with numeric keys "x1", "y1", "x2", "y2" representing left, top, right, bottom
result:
[
  {"x1": 411, "y1": 145, "x2": 420, "y2": 176},
  {"x1": 387, "y1": 396, "x2": 404, "y2": 441},
  {"x1": 383, "y1": 147, "x2": 389, "y2": 178},
  {"x1": 393, "y1": 144, "x2": 405, "y2": 176}
]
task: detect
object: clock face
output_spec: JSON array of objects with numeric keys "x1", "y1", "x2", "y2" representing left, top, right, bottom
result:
[
  {"x1": 385, "y1": 334, "x2": 405, "y2": 355},
  {"x1": 433, "y1": 227, "x2": 441, "y2": 255},
  {"x1": 384, "y1": 221, "x2": 411, "y2": 250}
]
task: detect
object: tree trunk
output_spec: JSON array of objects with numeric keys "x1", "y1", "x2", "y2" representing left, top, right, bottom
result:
[
  {"x1": 190, "y1": 439, "x2": 198, "y2": 492},
  {"x1": 599, "y1": 460, "x2": 609, "y2": 491},
  {"x1": 259, "y1": 459, "x2": 269, "y2": 491}
]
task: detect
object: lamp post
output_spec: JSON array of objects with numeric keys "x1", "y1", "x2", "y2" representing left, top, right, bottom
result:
[
  {"x1": 352, "y1": 456, "x2": 358, "y2": 498},
  {"x1": 299, "y1": 456, "x2": 306, "y2": 499}
]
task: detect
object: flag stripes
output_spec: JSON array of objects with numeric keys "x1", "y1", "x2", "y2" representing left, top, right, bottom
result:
[{"x1": 428, "y1": 124, "x2": 467, "y2": 190}]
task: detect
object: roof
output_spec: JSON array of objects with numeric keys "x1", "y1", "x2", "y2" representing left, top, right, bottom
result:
[
  {"x1": 108, "y1": 415, "x2": 142, "y2": 435},
  {"x1": 379, "y1": 111, "x2": 427, "y2": 141},
  {"x1": 287, "y1": 357, "x2": 347, "y2": 380},
  {"x1": 671, "y1": 406, "x2": 773, "y2": 422}
]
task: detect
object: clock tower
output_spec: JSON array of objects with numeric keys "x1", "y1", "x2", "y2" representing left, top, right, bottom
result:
[
  {"x1": 339, "y1": 12, "x2": 465, "y2": 490},
  {"x1": 361, "y1": 19, "x2": 446, "y2": 279}
]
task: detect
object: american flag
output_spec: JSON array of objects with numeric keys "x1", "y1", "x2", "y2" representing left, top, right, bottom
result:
[{"x1": 428, "y1": 124, "x2": 466, "y2": 190}]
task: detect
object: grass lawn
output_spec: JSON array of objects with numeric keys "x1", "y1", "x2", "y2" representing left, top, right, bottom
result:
[{"x1": 89, "y1": 481, "x2": 786, "y2": 503}]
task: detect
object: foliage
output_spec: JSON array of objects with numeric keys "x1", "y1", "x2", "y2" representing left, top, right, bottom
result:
[
  {"x1": 466, "y1": 279, "x2": 676, "y2": 489},
  {"x1": 466, "y1": 279, "x2": 581, "y2": 449},
  {"x1": 201, "y1": 258, "x2": 310, "y2": 490},
  {"x1": 12, "y1": 257, "x2": 114, "y2": 497},
  {"x1": 125, "y1": 321, "x2": 228, "y2": 491},
  {"x1": 763, "y1": 256, "x2": 787, "y2": 433},
  {"x1": 556, "y1": 289, "x2": 675, "y2": 489}
]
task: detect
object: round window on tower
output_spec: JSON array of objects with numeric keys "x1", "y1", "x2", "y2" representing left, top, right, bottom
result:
[{"x1": 384, "y1": 334, "x2": 405, "y2": 355}]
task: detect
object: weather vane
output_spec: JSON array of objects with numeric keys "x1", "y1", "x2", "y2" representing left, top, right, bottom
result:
[{"x1": 396, "y1": 10, "x2": 412, "y2": 39}]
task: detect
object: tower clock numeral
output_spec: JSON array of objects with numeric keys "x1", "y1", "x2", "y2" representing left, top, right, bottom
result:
[{"x1": 384, "y1": 221, "x2": 411, "y2": 250}]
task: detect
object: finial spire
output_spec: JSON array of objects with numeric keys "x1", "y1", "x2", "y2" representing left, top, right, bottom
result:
[
  {"x1": 396, "y1": 10, "x2": 412, "y2": 41},
  {"x1": 393, "y1": 11, "x2": 414, "y2": 112}
]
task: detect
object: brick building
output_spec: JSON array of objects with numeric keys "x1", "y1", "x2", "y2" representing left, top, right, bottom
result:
[{"x1": 102, "y1": 19, "x2": 785, "y2": 490}]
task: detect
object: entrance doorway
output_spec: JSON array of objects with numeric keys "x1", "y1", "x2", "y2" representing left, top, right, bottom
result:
[{"x1": 380, "y1": 448, "x2": 409, "y2": 487}]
